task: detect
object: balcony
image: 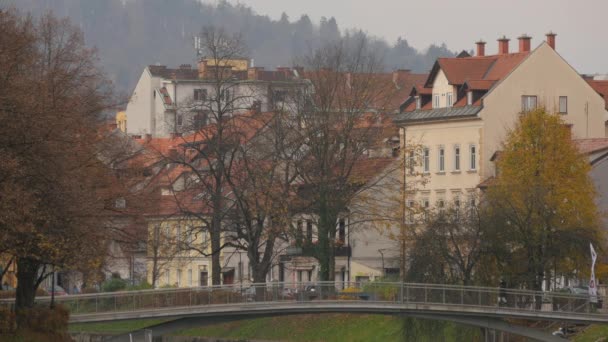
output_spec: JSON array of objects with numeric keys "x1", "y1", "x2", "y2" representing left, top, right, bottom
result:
[{"x1": 282, "y1": 243, "x2": 351, "y2": 260}]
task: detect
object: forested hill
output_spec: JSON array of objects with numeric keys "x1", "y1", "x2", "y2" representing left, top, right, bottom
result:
[{"x1": 12, "y1": 0, "x2": 456, "y2": 92}]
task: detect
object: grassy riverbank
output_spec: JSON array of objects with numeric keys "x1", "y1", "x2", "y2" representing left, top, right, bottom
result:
[{"x1": 172, "y1": 314, "x2": 481, "y2": 342}]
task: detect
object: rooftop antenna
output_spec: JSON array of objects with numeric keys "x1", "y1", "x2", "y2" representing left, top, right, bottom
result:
[{"x1": 194, "y1": 36, "x2": 203, "y2": 58}]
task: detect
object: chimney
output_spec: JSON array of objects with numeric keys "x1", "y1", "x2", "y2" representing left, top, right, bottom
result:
[
  {"x1": 131, "y1": 134, "x2": 142, "y2": 140},
  {"x1": 518, "y1": 34, "x2": 531, "y2": 53},
  {"x1": 247, "y1": 67, "x2": 264, "y2": 80},
  {"x1": 497, "y1": 36, "x2": 510, "y2": 55},
  {"x1": 144, "y1": 133, "x2": 152, "y2": 142},
  {"x1": 197, "y1": 60, "x2": 208, "y2": 79},
  {"x1": 392, "y1": 69, "x2": 410, "y2": 84},
  {"x1": 546, "y1": 31, "x2": 557, "y2": 50},
  {"x1": 475, "y1": 40, "x2": 486, "y2": 57}
]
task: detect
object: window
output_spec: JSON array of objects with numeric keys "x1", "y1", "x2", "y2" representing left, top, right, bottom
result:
[
  {"x1": 438, "y1": 199, "x2": 445, "y2": 215},
  {"x1": 306, "y1": 220, "x2": 313, "y2": 242},
  {"x1": 165, "y1": 270, "x2": 170, "y2": 285},
  {"x1": 454, "y1": 145, "x2": 461, "y2": 171},
  {"x1": 177, "y1": 269, "x2": 182, "y2": 287},
  {"x1": 115, "y1": 198, "x2": 126, "y2": 209},
  {"x1": 408, "y1": 151, "x2": 415, "y2": 174},
  {"x1": 521, "y1": 95, "x2": 537, "y2": 112},
  {"x1": 273, "y1": 90, "x2": 287, "y2": 102},
  {"x1": 438, "y1": 146, "x2": 445, "y2": 172},
  {"x1": 469, "y1": 145, "x2": 477, "y2": 170},
  {"x1": 188, "y1": 269, "x2": 192, "y2": 287},
  {"x1": 433, "y1": 94, "x2": 440, "y2": 108},
  {"x1": 193, "y1": 88, "x2": 207, "y2": 101},
  {"x1": 177, "y1": 115, "x2": 183, "y2": 126},
  {"x1": 559, "y1": 96, "x2": 568, "y2": 114},
  {"x1": 176, "y1": 225, "x2": 182, "y2": 246},
  {"x1": 423, "y1": 199, "x2": 430, "y2": 221},
  {"x1": 467, "y1": 91, "x2": 473, "y2": 105},
  {"x1": 406, "y1": 200, "x2": 415, "y2": 223},
  {"x1": 296, "y1": 220, "x2": 303, "y2": 245},
  {"x1": 423, "y1": 148, "x2": 430, "y2": 173},
  {"x1": 415, "y1": 96, "x2": 421, "y2": 109},
  {"x1": 199, "y1": 270, "x2": 208, "y2": 287},
  {"x1": 338, "y1": 219, "x2": 346, "y2": 243},
  {"x1": 447, "y1": 92, "x2": 453, "y2": 107}
]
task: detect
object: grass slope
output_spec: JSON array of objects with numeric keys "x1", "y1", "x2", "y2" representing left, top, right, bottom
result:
[
  {"x1": 573, "y1": 324, "x2": 608, "y2": 342},
  {"x1": 69, "y1": 319, "x2": 170, "y2": 334},
  {"x1": 173, "y1": 314, "x2": 481, "y2": 342}
]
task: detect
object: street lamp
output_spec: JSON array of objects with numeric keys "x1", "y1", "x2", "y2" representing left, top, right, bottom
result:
[{"x1": 378, "y1": 249, "x2": 386, "y2": 279}]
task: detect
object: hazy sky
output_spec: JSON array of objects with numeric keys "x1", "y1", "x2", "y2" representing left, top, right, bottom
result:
[{"x1": 218, "y1": 0, "x2": 607, "y2": 74}]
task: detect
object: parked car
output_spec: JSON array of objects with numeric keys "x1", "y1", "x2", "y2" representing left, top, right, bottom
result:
[
  {"x1": 281, "y1": 287, "x2": 295, "y2": 299},
  {"x1": 295, "y1": 284, "x2": 319, "y2": 301},
  {"x1": 44, "y1": 285, "x2": 67, "y2": 296}
]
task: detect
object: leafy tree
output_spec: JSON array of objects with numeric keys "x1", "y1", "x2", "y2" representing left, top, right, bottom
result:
[
  {"x1": 0, "y1": 10, "x2": 120, "y2": 320},
  {"x1": 486, "y1": 108, "x2": 602, "y2": 292}
]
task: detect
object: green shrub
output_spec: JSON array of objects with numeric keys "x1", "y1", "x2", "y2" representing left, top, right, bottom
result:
[
  {"x1": 102, "y1": 277, "x2": 127, "y2": 292},
  {"x1": 126, "y1": 281, "x2": 153, "y2": 291}
]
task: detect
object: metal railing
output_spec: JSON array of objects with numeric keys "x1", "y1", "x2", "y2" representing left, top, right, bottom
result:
[{"x1": 0, "y1": 281, "x2": 603, "y2": 320}]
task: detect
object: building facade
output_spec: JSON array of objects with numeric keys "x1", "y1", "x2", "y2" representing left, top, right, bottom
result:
[{"x1": 395, "y1": 34, "x2": 608, "y2": 209}]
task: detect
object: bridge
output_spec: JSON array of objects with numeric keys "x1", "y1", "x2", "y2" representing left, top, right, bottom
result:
[{"x1": 3, "y1": 281, "x2": 607, "y2": 341}]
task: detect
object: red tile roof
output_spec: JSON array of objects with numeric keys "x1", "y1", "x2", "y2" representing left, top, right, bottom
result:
[
  {"x1": 427, "y1": 52, "x2": 528, "y2": 88},
  {"x1": 586, "y1": 80, "x2": 608, "y2": 110},
  {"x1": 464, "y1": 79, "x2": 497, "y2": 91},
  {"x1": 148, "y1": 65, "x2": 198, "y2": 79},
  {"x1": 574, "y1": 138, "x2": 608, "y2": 155}
]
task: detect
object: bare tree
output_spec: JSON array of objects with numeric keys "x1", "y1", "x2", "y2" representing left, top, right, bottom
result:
[
  {"x1": 287, "y1": 36, "x2": 400, "y2": 281},
  {"x1": 222, "y1": 111, "x2": 301, "y2": 286},
  {"x1": 161, "y1": 27, "x2": 253, "y2": 285}
]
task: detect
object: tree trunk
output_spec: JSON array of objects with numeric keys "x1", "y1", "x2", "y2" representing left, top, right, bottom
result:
[
  {"x1": 211, "y1": 219, "x2": 222, "y2": 285},
  {"x1": 15, "y1": 257, "x2": 41, "y2": 315}
]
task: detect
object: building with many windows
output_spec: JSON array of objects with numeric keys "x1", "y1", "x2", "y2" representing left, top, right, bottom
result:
[{"x1": 395, "y1": 33, "x2": 608, "y2": 208}]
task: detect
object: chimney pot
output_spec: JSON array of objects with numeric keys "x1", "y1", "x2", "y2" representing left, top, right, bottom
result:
[
  {"x1": 517, "y1": 34, "x2": 532, "y2": 53},
  {"x1": 475, "y1": 40, "x2": 486, "y2": 57},
  {"x1": 546, "y1": 31, "x2": 557, "y2": 50},
  {"x1": 497, "y1": 36, "x2": 510, "y2": 55}
]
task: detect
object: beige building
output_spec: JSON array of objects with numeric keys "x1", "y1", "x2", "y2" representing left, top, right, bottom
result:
[{"x1": 395, "y1": 33, "x2": 608, "y2": 208}]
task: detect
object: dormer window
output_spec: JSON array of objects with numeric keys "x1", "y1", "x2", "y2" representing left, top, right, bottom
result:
[
  {"x1": 415, "y1": 96, "x2": 421, "y2": 109},
  {"x1": 433, "y1": 94, "x2": 440, "y2": 108},
  {"x1": 467, "y1": 91, "x2": 473, "y2": 105}
]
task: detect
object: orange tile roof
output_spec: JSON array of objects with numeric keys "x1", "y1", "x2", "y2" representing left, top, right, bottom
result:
[
  {"x1": 349, "y1": 158, "x2": 396, "y2": 185},
  {"x1": 464, "y1": 79, "x2": 497, "y2": 91},
  {"x1": 425, "y1": 52, "x2": 529, "y2": 88},
  {"x1": 574, "y1": 138, "x2": 608, "y2": 155},
  {"x1": 586, "y1": 80, "x2": 608, "y2": 110}
]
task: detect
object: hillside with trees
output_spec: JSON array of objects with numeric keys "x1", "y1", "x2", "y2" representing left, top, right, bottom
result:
[{"x1": 10, "y1": 0, "x2": 455, "y2": 92}]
